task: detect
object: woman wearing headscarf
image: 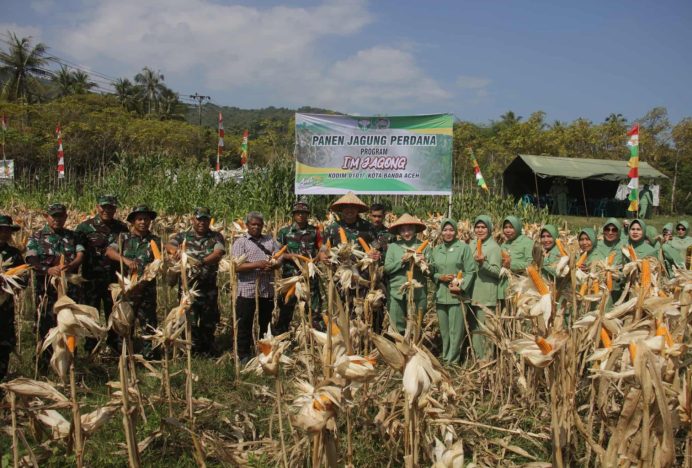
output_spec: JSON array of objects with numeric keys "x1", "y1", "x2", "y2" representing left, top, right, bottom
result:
[
  {"x1": 593, "y1": 218, "x2": 625, "y2": 302},
  {"x1": 626, "y1": 219, "x2": 657, "y2": 260},
  {"x1": 539, "y1": 224, "x2": 562, "y2": 280},
  {"x1": 576, "y1": 227, "x2": 603, "y2": 269},
  {"x1": 660, "y1": 223, "x2": 685, "y2": 276},
  {"x1": 384, "y1": 214, "x2": 430, "y2": 334},
  {"x1": 430, "y1": 218, "x2": 476, "y2": 365},
  {"x1": 645, "y1": 225, "x2": 660, "y2": 249},
  {"x1": 470, "y1": 215, "x2": 501, "y2": 360},
  {"x1": 670, "y1": 220, "x2": 692, "y2": 262},
  {"x1": 499, "y1": 216, "x2": 534, "y2": 298}
]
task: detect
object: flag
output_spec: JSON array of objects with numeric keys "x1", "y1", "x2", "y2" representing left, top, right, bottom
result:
[
  {"x1": 216, "y1": 112, "x2": 224, "y2": 172},
  {"x1": 469, "y1": 148, "x2": 489, "y2": 192},
  {"x1": 626, "y1": 124, "x2": 639, "y2": 212},
  {"x1": 240, "y1": 130, "x2": 249, "y2": 166},
  {"x1": 56, "y1": 124, "x2": 65, "y2": 179}
]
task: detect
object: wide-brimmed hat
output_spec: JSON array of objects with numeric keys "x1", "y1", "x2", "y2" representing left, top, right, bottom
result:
[
  {"x1": 127, "y1": 205, "x2": 157, "y2": 223},
  {"x1": 330, "y1": 192, "x2": 368, "y2": 213},
  {"x1": 388, "y1": 213, "x2": 426, "y2": 234},
  {"x1": 0, "y1": 215, "x2": 20, "y2": 231}
]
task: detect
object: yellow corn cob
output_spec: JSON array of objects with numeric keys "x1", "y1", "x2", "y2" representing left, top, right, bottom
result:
[
  {"x1": 417, "y1": 239, "x2": 429, "y2": 254},
  {"x1": 556, "y1": 239, "x2": 568, "y2": 257},
  {"x1": 357, "y1": 237, "x2": 371, "y2": 253},
  {"x1": 535, "y1": 336, "x2": 552, "y2": 354},
  {"x1": 456, "y1": 271, "x2": 463, "y2": 280},
  {"x1": 655, "y1": 322, "x2": 674, "y2": 347},
  {"x1": 579, "y1": 282, "x2": 588, "y2": 296},
  {"x1": 338, "y1": 227, "x2": 348, "y2": 245},
  {"x1": 4, "y1": 264, "x2": 30, "y2": 276},
  {"x1": 600, "y1": 327, "x2": 612, "y2": 348},
  {"x1": 476, "y1": 238, "x2": 482, "y2": 257},
  {"x1": 284, "y1": 283, "x2": 296, "y2": 301},
  {"x1": 273, "y1": 245, "x2": 287, "y2": 259},
  {"x1": 527, "y1": 265, "x2": 549, "y2": 295},
  {"x1": 326, "y1": 239, "x2": 332, "y2": 250},
  {"x1": 640, "y1": 260, "x2": 651, "y2": 290},
  {"x1": 592, "y1": 281, "x2": 599, "y2": 295},
  {"x1": 501, "y1": 249, "x2": 510, "y2": 262},
  {"x1": 150, "y1": 240, "x2": 162, "y2": 260},
  {"x1": 575, "y1": 252, "x2": 588, "y2": 268},
  {"x1": 292, "y1": 254, "x2": 312, "y2": 263},
  {"x1": 66, "y1": 335, "x2": 76, "y2": 353},
  {"x1": 258, "y1": 341, "x2": 272, "y2": 356},
  {"x1": 627, "y1": 245, "x2": 637, "y2": 261},
  {"x1": 628, "y1": 342, "x2": 637, "y2": 364}
]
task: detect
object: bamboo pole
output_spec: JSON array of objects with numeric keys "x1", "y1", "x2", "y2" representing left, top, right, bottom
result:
[{"x1": 10, "y1": 391, "x2": 19, "y2": 468}]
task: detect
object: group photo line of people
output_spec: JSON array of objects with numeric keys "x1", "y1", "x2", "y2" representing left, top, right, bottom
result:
[{"x1": 1, "y1": 190, "x2": 690, "y2": 383}]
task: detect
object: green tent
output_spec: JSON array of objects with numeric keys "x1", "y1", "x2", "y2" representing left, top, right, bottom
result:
[{"x1": 503, "y1": 154, "x2": 668, "y2": 216}]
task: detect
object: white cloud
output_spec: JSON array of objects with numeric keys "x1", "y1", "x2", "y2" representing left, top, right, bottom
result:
[
  {"x1": 0, "y1": 23, "x2": 43, "y2": 43},
  {"x1": 49, "y1": 0, "x2": 450, "y2": 113}
]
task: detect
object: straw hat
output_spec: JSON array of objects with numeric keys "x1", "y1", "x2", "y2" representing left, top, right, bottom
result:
[
  {"x1": 388, "y1": 213, "x2": 426, "y2": 234},
  {"x1": 330, "y1": 192, "x2": 369, "y2": 213}
]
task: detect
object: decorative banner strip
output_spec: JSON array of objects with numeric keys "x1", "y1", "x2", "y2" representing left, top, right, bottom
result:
[
  {"x1": 217, "y1": 112, "x2": 224, "y2": 172},
  {"x1": 294, "y1": 113, "x2": 453, "y2": 195},
  {"x1": 240, "y1": 130, "x2": 249, "y2": 166},
  {"x1": 56, "y1": 124, "x2": 65, "y2": 179},
  {"x1": 469, "y1": 147, "x2": 489, "y2": 192},
  {"x1": 626, "y1": 123, "x2": 639, "y2": 212}
]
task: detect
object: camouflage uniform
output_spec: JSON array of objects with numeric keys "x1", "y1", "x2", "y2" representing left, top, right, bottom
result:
[
  {"x1": 168, "y1": 217, "x2": 225, "y2": 355},
  {"x1": 324, "y1": 218, "x2": 378, "y2": 247},
  {"x1": 76, "y1": 196, "x2": 129, "y2": 351},
  {"x1": 108, "y1": 230, "x2": 161, "y2": 335},
  {"x1": 26, "y1": 206, "x2": 85, "y2": 363},
  {"x1": 0, "y1": 215, "x2": 24, "y2": 381},
  {"x1": 372, "y1": 225, "x2": 395, "y2": 256},
  {"x1": 276, "y1": 214, "x2": 322, "y2": 333}
]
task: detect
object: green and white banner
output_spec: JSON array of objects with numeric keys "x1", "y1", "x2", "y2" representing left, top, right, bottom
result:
[{"x1": 295, "y1": 113, "x2": 453, "y2": 195}]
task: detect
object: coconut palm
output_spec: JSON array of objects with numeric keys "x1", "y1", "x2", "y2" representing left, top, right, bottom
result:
[
  {"x1": 71, "y1": 70, "x2": 96, "y2": 94},
  {"x1": 134, "y1": 67, "x2": 165, "y2": 114},
  {"x1": 0, "y1": 32, "x2": 52, "y2": 103},
  {"x1": 52, "y1": 65, "x2": 75, "y2": 97}
]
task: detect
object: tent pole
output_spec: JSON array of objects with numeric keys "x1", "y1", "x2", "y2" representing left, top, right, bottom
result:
[
  {"x1": 581, "y1": 179, "x2": 589, "y2": 217},
  {"x1": 534, "y1": 173, "x2": 540, "y2": 209}
]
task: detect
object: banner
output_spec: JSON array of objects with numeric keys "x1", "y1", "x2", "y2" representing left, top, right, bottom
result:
[{"x1": 294, "y1": 113, "x2": 453, "y2": 195}]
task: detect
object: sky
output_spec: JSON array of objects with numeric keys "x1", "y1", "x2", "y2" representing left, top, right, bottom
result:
[{"x1": 2, "y1": 0, "x2": 691, "y2": 124}]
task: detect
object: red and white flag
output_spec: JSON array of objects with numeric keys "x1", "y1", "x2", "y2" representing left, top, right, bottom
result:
[
  {"x1": 216, "y1": 112, "x2": 224, "y2": 172},
  {"x1": 56, "y1": 124, "x2": 65, "y2": 179}
]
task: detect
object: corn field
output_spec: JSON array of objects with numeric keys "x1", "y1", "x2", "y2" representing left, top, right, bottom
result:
[{"x1": 0, "y1": 203, "x2": 690, "y2": 467}]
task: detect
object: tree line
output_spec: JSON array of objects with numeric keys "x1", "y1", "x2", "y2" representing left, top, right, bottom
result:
[{"x1": 1, "y1": 32, "x2": 690, "y2": 214}]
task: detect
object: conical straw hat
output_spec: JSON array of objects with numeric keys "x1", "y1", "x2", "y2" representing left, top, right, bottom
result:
[
  {"x1": 330, "y1": 192, "x2": 369, "y2": 213},
  {"x1": 388, "y1": 213, "x2": 426, "y2": 234}
]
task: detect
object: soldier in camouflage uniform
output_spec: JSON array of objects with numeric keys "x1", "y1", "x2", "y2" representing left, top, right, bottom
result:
[
  {"x1": 166, "y1": 207, "x2": 225, "y2": 355},
  {"x1": 76, "y1": 195, "x2": 129, "y2": 352},
  {"x1": 26, "y1": 204, "x2": 84, "y2": 366},
  {"x1": 106, "y1": 205, "x2": 161, "y2": 356},
  {"x1": 369, "y1": 203, "x2": 395, "y2": 256},
  {"x1": 324, "y1": 192, "x2": 381, "y2": 254},
  {"x1": 0, "y1": 215, "x2": 24, "y2": 381},
  {"x1": 276, "y1": 201, "x2": 323, "y2": 333}
]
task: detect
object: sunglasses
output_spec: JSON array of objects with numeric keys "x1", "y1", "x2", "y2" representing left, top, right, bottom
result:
[
  {"x1": 603, "y1": 227, "x2": 618, "y2": 233},
  {"x1": 677, "y1": 226, "x2": 687, "y2": 231}
]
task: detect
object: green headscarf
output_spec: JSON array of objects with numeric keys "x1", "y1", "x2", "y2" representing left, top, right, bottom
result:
[
  {"x1": 628, "y1": 218, "x2": 647, "y2": 243},
  {"x1": 440, "y1": 218, "x2": 457, "y2": 243},
  {"x1": 474, "y1": 215, "x2": 494, "y2": 234},
  {"x1": 662, "y1": 223, "x2": 674, "y2": 234},
  {"x1": 676, "y1": 220, "x2": 690, "y2": 238},
  {"x1": 578, "y1": 227, "x2": 597, "y2": 250},
  {"x1": 602, "y1": 217, "x2": 622, "y2": 236},
  {"x1": 646, "y1": 225, "x2": 658, "y2": 243},
  {"x1": 541, "y1": 224, "x2": 559, "y2": 241},
  {"x1": 502, "y1": 216, "x2": 523, "y2": 238}
]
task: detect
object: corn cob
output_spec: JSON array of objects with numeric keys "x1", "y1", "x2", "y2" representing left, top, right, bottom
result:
[
  {"x1": 338, "y1": 227, "x2": 348, "y2": 245},
  {"x1": 600, "y1": 327, "x2": 612, "y2": 348},
  {"x1": 535, "y1": 336, "x2": 552, "y2": 354},
  {"x1": 416, "y1": 239, "x2": 429, "y2": 253},
  {"x1": 556, "y1": 239, "x2": 568, "y2": 257},
  {"x1": 357, "y1": 237, "x2": 371, "y2": 253},
  {"x1": 527, "y1": 265, "x2": 549, "y2": 295},
  {"x1": 575, "y1": 252, "x2": 588, "y2": 268},
  {"x1": 150, "y1": 240, "x2": 162, "y2": 260}
]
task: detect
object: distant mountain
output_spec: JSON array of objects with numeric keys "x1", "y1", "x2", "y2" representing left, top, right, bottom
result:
[{"x1": 184, "y1": 103, "x2": 338, "y2": 131}]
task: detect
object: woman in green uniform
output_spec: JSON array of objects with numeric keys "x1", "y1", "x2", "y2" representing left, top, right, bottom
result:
[
  {"x1": 539, "y1": 224, "x2": 562, "y2": 280},
  {"x1": 430, "y1": 218, "x2": 476, "y2": 365},
  {"x1": 470, "y1": 215, "x2": 501, "y2": 360},
  {"x1": 384, "y1": 214, "x2": 430, "y2": 334},
  {"x1": 499, "y1": 215, "x2": 534, "y2": 300}
]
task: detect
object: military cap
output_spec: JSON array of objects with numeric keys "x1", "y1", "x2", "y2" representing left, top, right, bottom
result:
[
  {"x1": 0, "y1": 215, "x2": 20, "y2": 231},
  {"x1": 291, "y1": 201, "x2": 310, "y2": 213},
  {"x1": 47, "y1": 203, "x2": 67, "y2": 215},
  {"x1": 193, "y1": 207, "x2": 212, "y2": 219},
  {"x1": 126, "y1": 205, "x2": 157, "y2": 223},
  {"x1": 97, "y1": 194, "x2": 119, "y2": 206}
]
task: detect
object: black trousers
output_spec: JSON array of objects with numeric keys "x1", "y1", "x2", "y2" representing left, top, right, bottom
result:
[
  {"x1": 0, "y1": 299, "x2": 15, "y2": 380},
  {"x1": 235, "y1": 296, "x2": 273, "y2": 358}
]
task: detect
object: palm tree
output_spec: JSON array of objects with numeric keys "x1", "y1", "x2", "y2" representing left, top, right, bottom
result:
[
  {"x1": 71, "y1": 70, "x2": 96, "y2": 94},
  {"x1": 52, "y1": 65, "x2": 75, "y2": 97},
  {"x1": 0, "y1": 32, "x2": 52, "y2": 102},
  {"x1": 134, "y1": 67, "x2": 165, "y2": 114}
]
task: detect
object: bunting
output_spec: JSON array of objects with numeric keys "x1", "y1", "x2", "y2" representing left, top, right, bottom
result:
[
  {"x1": 626, "y1": 123, "x2": 639, "y2": 212},
  {"x1": 56, "y1": 124, "x2": 65, "y2": 179},
  {"x1": 240, "y1": 129, "x2": 249, "y2": 166},
  {"x1": 216, "y1": 112, "x2": 224, "y2": 172},
  {"x1": 469, "y1": 148, "x2": 489, "y2": 192}
]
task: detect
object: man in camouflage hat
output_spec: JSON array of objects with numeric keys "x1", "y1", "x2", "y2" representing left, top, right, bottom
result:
[
  {"x1": 76, "y1": 195, "x2": 129, "y2": 353},
  {"x1": 276, "y1": 200, "x2": 323, "y2": 333},
  {"x1": 165, "y1": 207, "x2": 225, "y2": 355},
  {"x1": 106, "y1": 205, "x2": 161, "y2": 357},
  {"x1": 26, "y1": 203, "x2": 84, "y2": 367},
  {"x1": 0, "y1": 215, "x2": 25, "y2": 381}
]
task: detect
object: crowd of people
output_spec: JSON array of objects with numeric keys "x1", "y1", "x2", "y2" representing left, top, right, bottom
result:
[{"x1": 0, "y1": 192, "x2": 690, "y2": 382}]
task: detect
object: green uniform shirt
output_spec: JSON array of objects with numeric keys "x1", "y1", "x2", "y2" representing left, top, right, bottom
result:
[
  {"x1": 372, "y1": 224, "x2": 395, "y2": 255},
  {"x1": 626, "y1": 219, "x2": 658, "y2": 260},
  {"x1": 384, "y1": 239, "x2": 430, "y2": 301},
  {"x1": 430, "y1": 239, "x2": 475, "y2": 304},
  {"x1": 324, "y1": 218, "x2": 377, "y2": 247},
  {"x1": 26, "y1": 225, "x2": 85, "y2": 275},
  {"x1": 670, "y1": 220, "x2": 692, "y2": 261},
  {"x1": 108, "y1": 231, "x2": 161, "y2": 276},
  {"x1": 277, "y1": 222, "x2": 320, "y2": 277},
  {"x1": 169, "y1": 229, "x2": 225, "y2": 283},
  {"x1": 75, "y1": 215, "x2": 129, "y2": 278}
]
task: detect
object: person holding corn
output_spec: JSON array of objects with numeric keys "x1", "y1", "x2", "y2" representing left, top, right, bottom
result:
[
  {"x1": 106, "y1": 205, "x2": 162, "y2": 358},
  {"x1": 430, "y1": 217, "x2": 475, "y2": 365},
  {"x1": 625, "y1": 219, "x2": 658, "y2": 260},
  {"x1": 576, "y1": 228, "x2": 602, "y2": 269},
  {"x1": 499, "y1": 216, "x2": 534, "y2": 300},
  {"x1": 324, "y1": 192, "x2": 380, "y2": 256},
  {"x1": 670, "y1": 220, "x2": 692, "y2": 261},
  {"x1": 384, "y1": 214, "x2": 430, "y2": 335},
  {"x1": 469, "y1": 215, "x2": 501, "y2": 360},
  {"x1": 660, "y1": 223, "x2": 685, "y2": 277}
]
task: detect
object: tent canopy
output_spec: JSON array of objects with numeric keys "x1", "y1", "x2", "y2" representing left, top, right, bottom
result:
[{"x1": 508, "y1": 154, "x2": 668, "y2": 181}]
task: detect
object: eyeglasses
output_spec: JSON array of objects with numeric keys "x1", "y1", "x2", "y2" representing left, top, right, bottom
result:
[
  {"x1": 677, "y1": 226, "x2": 687, "y2": 231},
  {"x1": 603, "y1": 227, "x2": 618, "y2": 233}
]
